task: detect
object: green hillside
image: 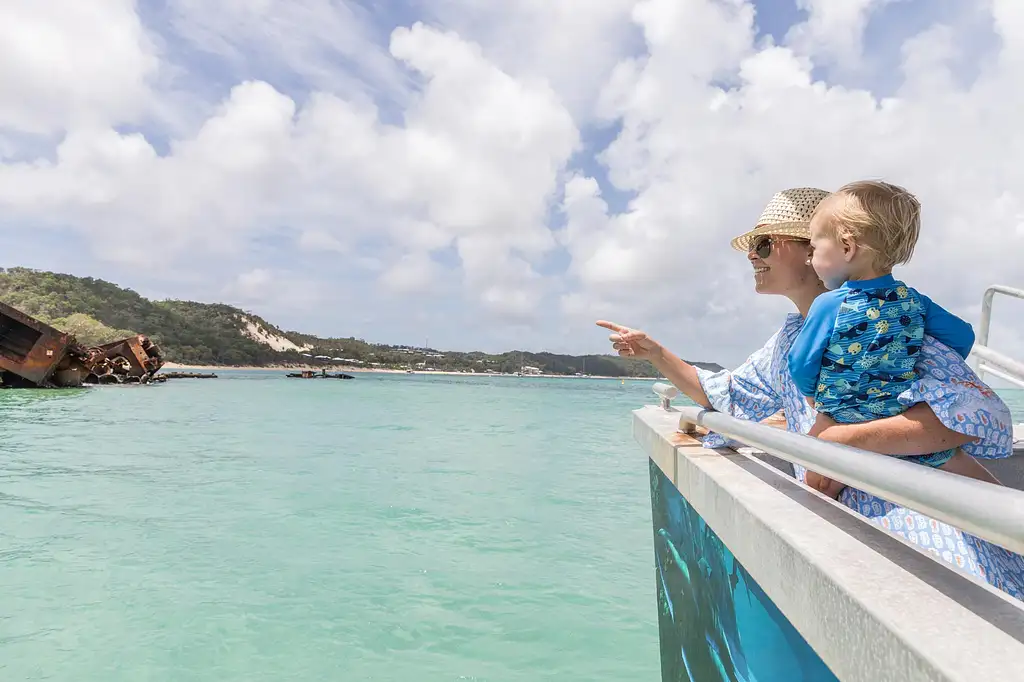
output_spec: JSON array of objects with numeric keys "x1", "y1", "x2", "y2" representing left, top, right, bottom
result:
[
  {"x1": 0, "y1": 267, "x2": 721, "y2": 376},
  {"x1": 0, "y1": 268, "x2": 296, "y2": 366}
]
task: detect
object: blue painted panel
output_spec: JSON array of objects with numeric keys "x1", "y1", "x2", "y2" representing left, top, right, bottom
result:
[{"x1": 649, "y1": 460, "x2": 839, "y2": 681}]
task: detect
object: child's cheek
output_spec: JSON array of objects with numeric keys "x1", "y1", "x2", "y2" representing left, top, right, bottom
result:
[{"x1": 811, "y1": 251, "x2": 829, "y2": 276}]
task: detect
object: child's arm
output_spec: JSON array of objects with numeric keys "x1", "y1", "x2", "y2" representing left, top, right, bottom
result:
[
  {"x1": 787, "y1": 290, "x2": 846, "y2": 398},
  {"x1": 919, "y1": 293, "x2": 976, "y2": 358}
]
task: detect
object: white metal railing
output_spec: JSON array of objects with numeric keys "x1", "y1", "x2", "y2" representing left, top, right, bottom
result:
[
  {"x1": 973, "y1": 284, "x2": 1024, "y2": 389},
  {"x1": 654, "y1": 391, "x2": 1024, "y2": 555}
]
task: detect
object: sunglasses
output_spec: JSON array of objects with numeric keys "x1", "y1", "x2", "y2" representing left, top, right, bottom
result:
[{"x1": 750, "y1": 236, "x2": 806, "y2": 259}]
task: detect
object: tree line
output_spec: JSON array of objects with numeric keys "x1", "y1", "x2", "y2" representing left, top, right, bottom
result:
[{"x1": 0, "y1": 267, "x2": 721, "y2": 376}]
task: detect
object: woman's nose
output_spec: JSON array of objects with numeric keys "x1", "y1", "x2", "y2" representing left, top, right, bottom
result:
[{"x1": 747, "y1": 249, "x2": 757, "y2": 262}]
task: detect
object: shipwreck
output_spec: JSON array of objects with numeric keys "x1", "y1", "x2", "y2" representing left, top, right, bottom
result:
[{"x1": 0, "y1": 301, "x2": 166, "y2": 388}]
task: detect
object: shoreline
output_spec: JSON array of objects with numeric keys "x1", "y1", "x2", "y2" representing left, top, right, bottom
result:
[{"x1": 160, "y1": 362, "x2": 662, "y2": 381}]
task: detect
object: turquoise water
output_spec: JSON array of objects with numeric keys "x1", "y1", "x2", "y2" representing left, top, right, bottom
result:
[
  {"x1": 997, "y1": 388, "x2": 1024, "y2": 424},
  {"x1": 0, "y1": 373, "x2": 662, "y2": 681},
  {"x1": 2, "y1": 373, "x2": 1021, "y2": 682},
  {"x1": 1000, "y1": 388, "x2": 1024, "y2": 419}
]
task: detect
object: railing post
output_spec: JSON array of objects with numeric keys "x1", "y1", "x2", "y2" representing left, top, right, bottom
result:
[
  {"x1": 976, "y1": 287, "x2": 996, "y2": 377},
  {"x1": 973, "y1": 284, "x2": 1024, "y2": 382}
]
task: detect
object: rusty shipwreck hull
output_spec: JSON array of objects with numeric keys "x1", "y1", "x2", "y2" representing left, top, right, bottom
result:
[
  {"x1": 0, "y1": 302, "x2": 75, "y2": 385},
  {"x1": 0, "y1": 301, "x2": 164, "y2": 388},
  {"x1": 83, "y1": 335, "x2": 164, "y2": 385}
]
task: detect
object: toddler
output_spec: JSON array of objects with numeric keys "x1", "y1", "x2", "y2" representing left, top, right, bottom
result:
[{"x1": 788, "y1": 180, "x2": 976, "y2": 498}]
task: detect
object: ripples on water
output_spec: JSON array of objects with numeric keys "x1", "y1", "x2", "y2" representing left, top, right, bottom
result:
[
  {"x1": 0, "y1": 373, "x2": 663, "y2": 681},
  {"x1": 2, "y1": 374, "x2": 1020, "y2": 681}
]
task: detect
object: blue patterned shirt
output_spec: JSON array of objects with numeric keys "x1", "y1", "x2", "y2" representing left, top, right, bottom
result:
[{"x1": 787, "y1": 274, "x2": 975, "y2": 424}]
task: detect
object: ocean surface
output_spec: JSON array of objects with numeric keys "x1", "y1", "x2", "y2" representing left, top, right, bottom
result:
[{"x1": 1, "y1": 372, "x2": 1021, "y2": 682}]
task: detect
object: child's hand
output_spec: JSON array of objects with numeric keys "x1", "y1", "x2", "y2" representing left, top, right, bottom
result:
[
  {"x1": 808, "y1": 412, "x2": 837, "y2": 438},
  {"x1": 804, "y1": 412, "x2": 845, "y2": 498}
]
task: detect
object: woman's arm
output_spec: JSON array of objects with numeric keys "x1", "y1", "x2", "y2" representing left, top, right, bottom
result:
[
  {"x1": 812, "y1": 409, "x2": 1002, "y2": 485},
  {"x1": 597, "y1": 320, "x2": 711, "y2": 407},
  {"x1": 689, "y1": 333, "x2": 784, "y2": 422},
  {"x1": 597, "y1": 320, "x2": 783, "y2": 420},
  {"x1": 649, "y1": 346, "x2": 712, "y2": 408},
  {"x1": 812, "y1": 403, "x2": 978, "y2": 455}
]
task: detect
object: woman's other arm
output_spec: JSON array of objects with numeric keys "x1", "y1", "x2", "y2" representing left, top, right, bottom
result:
[
  {"x1": 812, "y1": 409, "x2": 1001, "y2": 484},
  {"x1": 811, "y1": 403, "x2": 977, "y2": 455}
]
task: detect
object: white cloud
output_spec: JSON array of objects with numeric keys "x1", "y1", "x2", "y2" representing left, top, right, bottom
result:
[
  {"x1": 0, "y1": 0, "x2": 158, "y2": 134},
  {"x1": 223, "y1": 267, "x2": 322, "y2": 316},
  {"x1": 379, "y1": 252, "x2": 442, "y2": 295},
  {"x1": 165, "y1": 0, "x2": 411, "y2": 103},
  {"x1": 227, "y1": 268, "x2": 275, "y2": 299},
  {"x1": 558, "y1": 0, "x2": 1024, "y2": 365},
  {"x1": 414, "y1": 0, "x2": 641, "y2": 122},
  {"x1": 298, "y1": 230, "x2": 349, "y2": 254},
  {"x1": 2, "y1": 0, "x2": 1024, "y2": 366},
  {"x1": 785, "y1": 0, "x2": 892, "y2": 68},
  {"x1": 0, "y1": 20, "x2": 579, "y2": 320}
]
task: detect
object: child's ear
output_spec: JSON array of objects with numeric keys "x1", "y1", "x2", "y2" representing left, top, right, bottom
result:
[{"x1": 841, "y1": 236, "x2": 857, "y2": 263}]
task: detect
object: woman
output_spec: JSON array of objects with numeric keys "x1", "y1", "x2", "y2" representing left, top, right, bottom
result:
[{"x1": 599, "y1": 187, "x2": 1023, "y2": 598}]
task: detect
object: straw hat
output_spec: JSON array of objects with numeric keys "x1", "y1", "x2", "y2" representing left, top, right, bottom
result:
[{"x1": 730, "y1": 187, "x2": 831, "y2": 252}]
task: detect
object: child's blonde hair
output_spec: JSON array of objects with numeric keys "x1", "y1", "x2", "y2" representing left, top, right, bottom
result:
[{"x1": 816, "y1": 180, "x2": 921, "y2": 271}]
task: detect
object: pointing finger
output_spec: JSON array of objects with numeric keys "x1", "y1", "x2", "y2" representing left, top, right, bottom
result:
[{"x1": 595, "y1": 320, "x2": 628, "y2": 333}]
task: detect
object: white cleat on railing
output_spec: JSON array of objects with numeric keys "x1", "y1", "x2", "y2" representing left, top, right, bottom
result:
[{"x1": 652, "y1": 382, "x2": 679, "y2": 410}]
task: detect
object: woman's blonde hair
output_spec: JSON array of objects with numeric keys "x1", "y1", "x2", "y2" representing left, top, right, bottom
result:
[{"x1": 816, "y1": 180, "x2": 921, "y2": 271}]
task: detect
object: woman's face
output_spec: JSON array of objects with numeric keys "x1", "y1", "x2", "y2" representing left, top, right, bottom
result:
[{"x1": 747, "y1": 235, "x2": 816, "y2": 296}]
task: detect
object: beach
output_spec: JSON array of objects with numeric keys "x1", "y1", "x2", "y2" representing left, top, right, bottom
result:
[{"x1": 160, "y1": 362, "x2": 661, "y2": 381}]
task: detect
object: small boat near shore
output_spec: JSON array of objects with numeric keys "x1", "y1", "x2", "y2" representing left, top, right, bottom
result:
[
  {"x1": 286, "y1": 369, "x2": 353, "y2": 380},
  {"x1": 158, "y1": 371, "x2": 218, "y2": 380}
]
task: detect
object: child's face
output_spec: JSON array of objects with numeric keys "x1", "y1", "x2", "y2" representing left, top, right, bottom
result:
[{"x1": 808, "y1": 200, "x2": 852, "y2": 290}]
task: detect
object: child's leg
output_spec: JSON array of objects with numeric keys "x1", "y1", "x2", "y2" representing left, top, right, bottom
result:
[
  {"x1": 936, "y1": 449, "x2": 1002, "y2": 484},
  {"x1": 804, "y1": 409, "x2": 847, "y2": 499},
  {"x1": 804, "y1": 470, "x2": 846, "y2": 499},
  {"x1": 807, "y1": 450, "x2": 1000, "y2": 500}
]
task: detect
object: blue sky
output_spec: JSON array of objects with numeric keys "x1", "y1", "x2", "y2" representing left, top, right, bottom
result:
[{"x1": 1, "y1": 0, "x2": 1021, "y2": 366}]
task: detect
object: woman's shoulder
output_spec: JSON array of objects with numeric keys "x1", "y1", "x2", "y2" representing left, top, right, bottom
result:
[
  {"x1": 771, "y1": 313, "x2": 807, "y2": 356},
  {"x1": 779, "y1": 312, "x2": 805, "y2": 339}
]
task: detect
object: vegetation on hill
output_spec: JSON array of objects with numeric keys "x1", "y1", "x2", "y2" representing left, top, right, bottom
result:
[
  {"x1": 46, "y1": 313, "x2": 137, "y2": 347},
  {"x1": 0, "y1": 268, "x2": 299, "y2": 366},
  {"x1": 0, "y1": 267, "x2": 722, "y2": 376}
]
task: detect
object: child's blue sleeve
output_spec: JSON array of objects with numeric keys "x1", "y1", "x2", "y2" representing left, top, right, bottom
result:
[
  {"x1": 787, "y1": 290, "x2": 846, "y2": 397},
  {"x1": 919, "y1": 293, "x2": 975, "y2": 358}
]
